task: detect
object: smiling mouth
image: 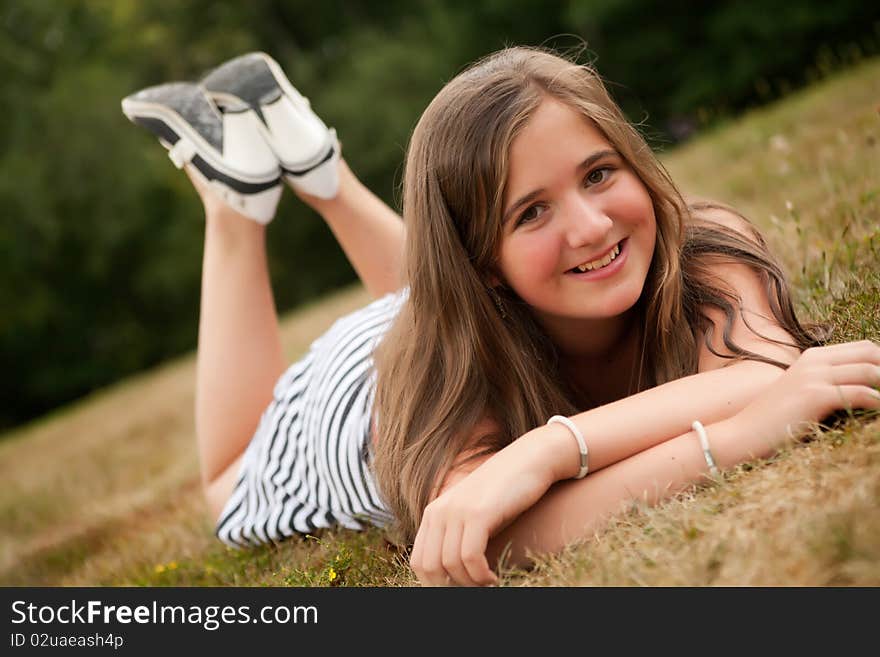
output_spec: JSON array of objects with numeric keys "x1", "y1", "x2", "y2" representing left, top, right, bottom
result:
[{"x1": 566, "y1": 240, "x2": 624, "y2": 274}]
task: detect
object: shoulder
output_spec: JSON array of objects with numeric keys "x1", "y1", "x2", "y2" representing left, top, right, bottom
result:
[
  {"x1": 687, "y1": 200, "x2": 762, "y2": 244},
  {"x1": 684, "y1": 199, "x2": 773, "y2": 286},
  {"x1": 685, "y1": 202, "x2": 800, "y2": 370}
]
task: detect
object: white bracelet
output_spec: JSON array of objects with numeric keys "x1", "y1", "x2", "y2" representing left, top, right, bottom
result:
[
  {"x1": 547, "y1": 415, "x2": 589, "y2": 479},
  {"x1": 692, "y1": 420, "x2": 720, "y2": 477}
]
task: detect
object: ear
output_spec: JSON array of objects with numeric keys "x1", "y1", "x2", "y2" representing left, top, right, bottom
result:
[{"x1": 483, "y1": 264, "x2": 505, "y2": 289}]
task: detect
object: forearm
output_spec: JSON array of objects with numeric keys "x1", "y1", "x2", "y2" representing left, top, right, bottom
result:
[
  {"x1": 542, "y1": 359, "x2": 785, "y2": 482},
  {"x1": 419, "y1": 338, "x2": 790, "y2": 580},
  {"x1": 487, "y1": 415, "x2": 769, "y2": 568}
]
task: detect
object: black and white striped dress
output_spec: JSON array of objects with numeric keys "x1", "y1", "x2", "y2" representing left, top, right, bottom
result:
[{"x1": 215, "y1": 288, "x2": 408, "y2": 548}]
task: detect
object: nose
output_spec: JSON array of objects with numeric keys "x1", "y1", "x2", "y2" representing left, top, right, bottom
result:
[{"x1": 561, "y1": 193, "x2": 613, "y2": 248}]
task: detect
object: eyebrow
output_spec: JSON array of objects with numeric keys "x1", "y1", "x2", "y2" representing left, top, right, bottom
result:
[{"x1": 502, "y1": 148, "x2": 619, "y2": 224}]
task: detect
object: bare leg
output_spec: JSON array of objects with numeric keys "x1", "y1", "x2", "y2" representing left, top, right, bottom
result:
[
  {"x1": 294, "y1": 158, "x2": 406, "y2": 298},
  {"x1": 192, "y1": 157, "x2": 404, "y2": 520},
  {"x1": 185, "y1": 168, "x2": 286, "y2": 519}
]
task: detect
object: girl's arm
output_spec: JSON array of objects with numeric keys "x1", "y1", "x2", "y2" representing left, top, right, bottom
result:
[
  {"x1": 530, "y1": 358, "x2": 784, "y2": 474},
  {"x1": 484, "y1": 415, "x2": 745, "y2": 568},
  {"x1": 487, "y1": 340, "x2": 880, "y2": 569},
  {"x1": 411, "y1": 340, "x2": 880, "y2": 586},
  {"x1": 435, "y1": 357, "x2": 785, "y2": 499},
  {"x1": 416, "y1": 364, "x2": 777, "y2": 585}
]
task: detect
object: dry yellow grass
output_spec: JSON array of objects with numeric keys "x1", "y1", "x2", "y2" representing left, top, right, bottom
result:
[{"x1": 1, "y1": 57, "x2": 878, "y2": 587}]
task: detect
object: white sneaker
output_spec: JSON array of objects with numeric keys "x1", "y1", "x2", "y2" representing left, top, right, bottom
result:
[
  {"x1": 200, "y1": 52, "x2": 340, "y2": 200},
  {"x1": 121, "y1": 82, "x2": 283, "y2": 224}
]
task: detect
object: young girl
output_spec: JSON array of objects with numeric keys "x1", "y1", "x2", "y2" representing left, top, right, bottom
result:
[{"x1": 122, "y1": 47, "x2": 880, "y2": 587}]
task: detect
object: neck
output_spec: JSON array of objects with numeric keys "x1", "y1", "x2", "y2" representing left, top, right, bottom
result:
[
  {"x1": 547, "y1": 309, "x2": 645, "y2": 408},
  {"x1": 544, "y1": 306, "x2": 638, "y2": 360}
]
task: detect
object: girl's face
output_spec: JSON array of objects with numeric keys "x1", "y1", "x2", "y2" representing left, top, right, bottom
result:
[{"x1": 495, "y1": 97, "x2": 656, "y2": 340}]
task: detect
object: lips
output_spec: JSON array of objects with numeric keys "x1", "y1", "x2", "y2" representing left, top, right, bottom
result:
[
  {"x1": 566, "y1": 239, "x2": 624, "y2": 274},
  {"x1": 562, "y1": 238, "x2": 629, "y2": 283}
]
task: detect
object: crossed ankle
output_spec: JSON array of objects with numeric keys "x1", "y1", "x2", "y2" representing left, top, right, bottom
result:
[
  {"x1": 205, "y1": 203, "x2": 268, "y2": 233},
  {"x1": 287, "y1": 157, "x2": 350, "y2": 207}
]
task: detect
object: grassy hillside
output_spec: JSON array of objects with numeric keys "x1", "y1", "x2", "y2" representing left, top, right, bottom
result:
[{"x1": 2, "y1": 58, "x2": 878, "y2": 586}]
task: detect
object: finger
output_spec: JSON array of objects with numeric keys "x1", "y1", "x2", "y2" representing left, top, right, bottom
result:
[
  {"x1": 409, "y1": 520, "x2": 426, "y2": 582},
  {"x1": 441, "y1": 521, "x2": 478, "y2": 587},
  {"x1": 459, "y1": 523, "x2": 498, "y2": 587},
  {"x1": 829, "y1": 364, "x2": 880, "y2": 387},
  {"x1": 808, "y1": 341, "x2": 880, "y2": 366},
  {"x1": 419, "y1": 515, "x2": 450, "y2": 587},
  {"x1": 825, "y1": 384, "x2": 880, "y2": 412},
  {"x1": 412, "y1": 514, "x2": 448, "y2": 586}
]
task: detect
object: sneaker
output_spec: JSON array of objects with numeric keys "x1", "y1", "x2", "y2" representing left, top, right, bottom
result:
[
  {"x1": 200, "y1": 52, "x2": 340, "y2": 200},
  {"x1": 121, "y1": 82, "x2": 283, "y2": 224}
]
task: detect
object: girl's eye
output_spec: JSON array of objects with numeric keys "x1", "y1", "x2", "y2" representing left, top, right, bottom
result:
[
  {"x1": 516, "y1": 204, "x2": 546, "y2": 227},
  {"x1": 585, "y1": 167, "x2": 613, "y2": 186}
]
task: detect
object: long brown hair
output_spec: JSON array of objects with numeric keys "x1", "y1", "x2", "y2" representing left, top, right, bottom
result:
[{"x1": 370, "y1": 46, "x2": 825, "y2": 544}]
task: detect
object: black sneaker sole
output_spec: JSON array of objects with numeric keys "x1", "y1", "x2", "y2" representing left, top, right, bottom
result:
[
  {"x1": 129, "y1": 115, "x2": 279, "y2": 195},
  {"x1": 122, "y1": 84, "x2": 280, "y2": 194}
]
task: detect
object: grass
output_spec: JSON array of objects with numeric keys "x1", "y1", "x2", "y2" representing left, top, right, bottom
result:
[{"x1": 2, "y1": 58, "x2": 879, "y2": 587}]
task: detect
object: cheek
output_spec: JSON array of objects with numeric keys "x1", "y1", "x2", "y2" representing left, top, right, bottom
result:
[
  {"x1": 638, "y1": 199, "x2": 657, "y2": 253},
  {"x1": 499, "y1": 233, "x2": 559, "y2": 288},
  {"x1": 615, "y1": 178, "x2": 656, "y2": 228}
]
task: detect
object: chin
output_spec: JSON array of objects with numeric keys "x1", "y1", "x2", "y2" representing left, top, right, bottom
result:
[{"x1": 594, "y1": 281, "x2": 645, "y2": 317}]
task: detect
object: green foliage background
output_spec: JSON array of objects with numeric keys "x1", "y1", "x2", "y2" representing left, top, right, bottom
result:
[{"x1": 1, "y1": 0, "x2": 878, "y2": 431}]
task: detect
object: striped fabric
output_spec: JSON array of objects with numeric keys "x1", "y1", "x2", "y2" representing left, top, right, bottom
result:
[{"x1": 215, "y1": 288, "x2": 408, "y2": 548}]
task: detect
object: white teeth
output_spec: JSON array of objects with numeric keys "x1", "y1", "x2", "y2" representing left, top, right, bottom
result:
[{"x1": 574, "y1": 242, "x2": 621, "y2": 273}]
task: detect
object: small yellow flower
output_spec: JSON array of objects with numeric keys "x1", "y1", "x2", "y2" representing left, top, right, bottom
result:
[
  {"x1": 154, "y1": 564, "x2": 166, "y2": 574},
  {"x1": 168, "y1": 561, "x2": 178, "y2": 570},
  {"x1": 327, "y1": 567, "x2": 338, "y2": 582}
]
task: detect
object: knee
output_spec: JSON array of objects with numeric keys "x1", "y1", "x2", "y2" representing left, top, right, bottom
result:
[
  {"x1": 203, "y1": 458, "x2": 240, "y2": 524},
  {"x1": 203, "y1": 478, "x2": 228, "y2": 526}
]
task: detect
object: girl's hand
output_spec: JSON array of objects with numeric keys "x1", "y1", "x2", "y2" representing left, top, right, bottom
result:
[
  {"x1": 409, "y1": 432, "x2": 564, "y2": 587},
  {"x1": 731, "y1": 340, "x2": 880, "y2": 455}
]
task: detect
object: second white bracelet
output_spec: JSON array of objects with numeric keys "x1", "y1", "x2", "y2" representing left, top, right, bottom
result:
[{"x1": 692, "y1": 420, "x2": 720, "y2": 477}]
